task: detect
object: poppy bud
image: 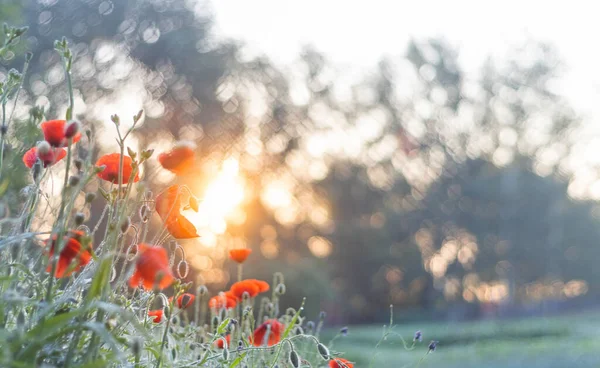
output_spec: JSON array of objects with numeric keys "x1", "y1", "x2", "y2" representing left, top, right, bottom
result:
[
  {"x1": 306, "y1": 321, "x2": 315, "y2": 333},
  {"x1": 139, "y1": 205, "x2": 150, "y2": 222},
  {"x1": 32, "y1": 160, "x2": 42, "y2": 180},
  {"x1": 16, "y1": 310, "x2": 25, "y2": 327},
  {"x1": 275, "y1": 283, "x2": 286, "y2": 295},
  {"x1": 340, "y1": 326, "x2": 348, "y2": 336},
  {"x1": 0, "y1": 125, "x2": 7, "y2": 135},
  {"x1": 74, "y1": 158, "x2": 83, "y2": 171},
  {"x1": 64, "y1": 120, "x2": 80, "y2": 139},
  {"x1": 414, "y1": 330, "x2": 422, "y2": 342},
  {"x1": 197, "y1": 285, "x2": 208, "y2": 297},
  {"x1": 319, "y1": 311, "x2": 326, "y2": 321},
  {"x1": 132, "y1": 337, "x2": 142, "y2": 358},
  {"x1": 222, "y1": 346, "x2": 229, "y2": 361},
  {"x1": 68, "y1": 175, "x2": 80, "y2": 187},
  {"x1": 120, "y1": 217, "x2": 131, "y2": 233},
  {"x1": 212, "y1": 316, "x2": 220, "y2": 330},
  {"x1": 74, "y1": 212, "x2": 85, "y2": 225},
  {"x1": 85, "y1": 192, "x2": 96, "y2": 203},
  {"x1": 36, "y1": 140, "x2": 51, "y2": 156},
  {"x1": 428, "y1": 340, "x2": 438, "y2": 353},
  {"x1": 317, "y1": 343, "x2": 329, "y2": 360},
  {"x1": 289, "y1": 349, "x2": 300, "y2": 368}
]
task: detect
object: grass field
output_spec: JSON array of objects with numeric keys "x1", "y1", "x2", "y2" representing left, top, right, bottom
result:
[{"x1": 321, "y1": 310, "x2": 600, "y2": 367}]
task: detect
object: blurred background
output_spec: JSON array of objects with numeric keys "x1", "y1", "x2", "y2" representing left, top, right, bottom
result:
[{"x1": 3, "y1": 0, "x2": 600, "y2": 366}]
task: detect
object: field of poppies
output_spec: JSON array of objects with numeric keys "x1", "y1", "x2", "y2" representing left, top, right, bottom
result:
[{"x1": 0, "y1": 31, "x2": 413, "y2": 367}]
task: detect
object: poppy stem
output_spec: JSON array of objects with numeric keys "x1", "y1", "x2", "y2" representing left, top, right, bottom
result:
[
  {"x1": 0, "y1": 53, "x2": 29, "y2": 181},
  {"x1": 237, "y1": 264, "x2": 243, "y2": 282},
  {"x1": 155, "y1": 306, "x2": 172, "y2": 368}
]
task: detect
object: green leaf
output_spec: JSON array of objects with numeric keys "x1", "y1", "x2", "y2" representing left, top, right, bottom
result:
[
  {"x1": 217, "y1": 318, "x2": 231, "y2": 335},
  {"x1": 281, "y1": 298, "x2": 305, "y2": 340},
  {"x1": 229, "y1": 352, "x2": 247, "y2": 368},
  {"x1": 86, "y1": 256, "x2": 112, "y2": 302}
]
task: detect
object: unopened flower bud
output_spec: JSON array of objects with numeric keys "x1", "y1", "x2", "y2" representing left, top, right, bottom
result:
[
  {"x1": 289, "y1": 349, "x2": 300, "y2": 368},
  {"x1": 340, "y1": 326, "x2": 348, "y2": 336},
  {"x1": 36, "y1": 140, "x2": 51, "y2": 156},
  {"x1": 120, "y1": 217, "x2": 131, "y2": 233},
  {"x1": 64, "y1": 120, "x2": 80, "y2": 139},
  {"x1": 317, "y1": 343, "x2": 329, "y2": 360},
  {"x1": 85, "y1": 192, "x2": 96, "y2": 203},
  {"x1": 306, "y1": 321, "x2": 315, "y2": 333},
  {"x1": 32, "y1": 160, "x2": 42, "y2": 180},
  {"x1": 74, "y1": 158, "x2": 83, "y2": 171},
  {"x1": 132, "y1": 337, "x2": 142, "y2": 357},
  {"x1": 197, "y1": 285, "x2": 208, "y2": 297},
  {"x1": 139, "y1": 205, "x2": 150, "y2": 222},
  {"x1": 428, "y1": 340, "x2": 438, "y2": 353},
  {"x1": 68, "y1": 175, "x2": 80, "y2": 187},
  {"x1": 275, "y1": 283, "x2": 286, "y2": 295},
  {"x1": 0, "y1": 125, "x2": 7, "y2": 135},
  {"x1": 319, "y1": 311, "x2": 326, "y2": 321},
  {"x1": 222, "y1": 346, "x2": 229, "y2": 361},
  {"x1": 414, "y1": 330, "x2": 422, "y2": 342},
  {"x1": 74, "y1": 212, "x2": 85, "y2": 225}
]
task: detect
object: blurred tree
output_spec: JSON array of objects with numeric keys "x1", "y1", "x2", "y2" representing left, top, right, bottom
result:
[{"x1": 1, "y1": 0, "x2": 598, "y2": 324}]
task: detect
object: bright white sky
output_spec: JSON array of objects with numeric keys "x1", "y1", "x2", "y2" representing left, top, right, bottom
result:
[
  {"x1": 208, "y1": 0, "x2": 600, "y2": 199},
  {"x1": 210, "y1": 0, "x2": 600, "y2": 121}
]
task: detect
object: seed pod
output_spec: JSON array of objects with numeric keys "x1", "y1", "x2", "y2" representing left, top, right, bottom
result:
[
  {"x1": 36, "y1": 140, "x2": 51, "y2": 155},
  {"x1": 74, "y1": 212, "x2": 85, "y2": 225},
  {"x1": 317, "y1": 343, "x2": 330, "y2": 360},
  {"x1": 289, "y1": 349, "x2": 300, "y2": 368}
]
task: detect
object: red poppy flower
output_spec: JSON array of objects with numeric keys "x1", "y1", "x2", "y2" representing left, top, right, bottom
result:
[
  {"x1": 208, "y1": 292, "x2": 238, "y2": 309},
  {"x1": 95, "y1": 153, "x2": 140, "y2": 184},
  {"x1": 158, "y1": 141, "x2": 196, "y2": 175},
  {"x1": 23, "y1": 147, "x2": 67, "y2": 168},
  {"x1": 128, "y1": 244, "x2": 174, "y2": 290},
  {"x1": 46, "y1": 230, "x2": 92, "y2": 278},
  {"x1": 251, "y1": 319, "x2": 284, "y2": 346},
  {"x1": 155, "y1": 185, "x2": 199, "y2": 239},
  {"x1": 230, "y1": 280, "x2": 261, "y2": 300},
  {"x1": 148, "y1": 309, "x2": 164, "y2": 323},
  {"x1": 175, "y1": 293, "x2": 195, "y2": 309},
  {"x1": 229, "y1": 249, "x2": 252, "y2": 264},
  {"x1": 215, "y1": 334, "x2": 231, "y2": 349},
  {"x1": 41, "y1": 119, "x2": 81, "y2": 147},
  {"x1": 247, "y1": 279, "x2": 270, "y2": 293},
  {"x1": 329, "y1": 358, "x2": 354, "y2": 368}
]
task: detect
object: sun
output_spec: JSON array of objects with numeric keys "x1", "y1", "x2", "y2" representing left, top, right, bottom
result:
[{"x1": 183, "y1": 158, "x2": 245, "y2": 243}]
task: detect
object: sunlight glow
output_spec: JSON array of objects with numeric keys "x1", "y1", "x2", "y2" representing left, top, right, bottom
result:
[{"x1": 185, "y1": 158, "x2": 246, "y2": 240}]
